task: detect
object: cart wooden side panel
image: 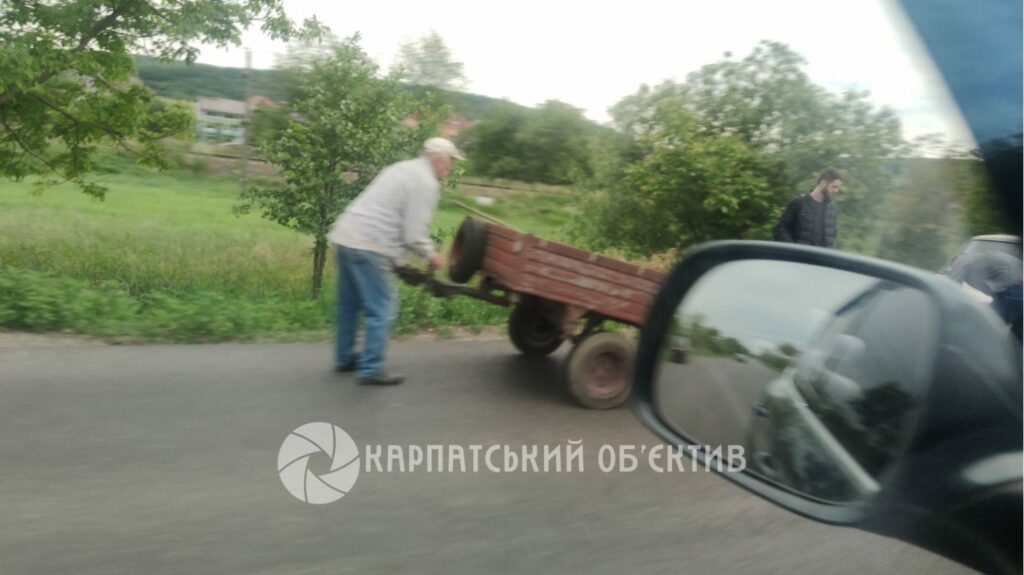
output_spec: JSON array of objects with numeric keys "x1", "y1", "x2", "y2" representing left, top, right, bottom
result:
[{"x1": 481, "y1": 223, "x2": 667, "y2": 326}]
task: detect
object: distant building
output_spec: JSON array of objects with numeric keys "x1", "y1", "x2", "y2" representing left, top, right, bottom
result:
[
  {"x1": 195, "y1": 96, "x2": 469, "y2": 146},
  {"x1": 247, "y1": 95, "x2": 278, "y2": 109},
  {"x1": 439, "y1": 113, "x2": 473, "y2": 139},
  {"x1": 402, "y1": 112, "x2": 475, "y2": 140},
  {"x1": 195, "y1": 97, "x2": 247, "y2": 143}
]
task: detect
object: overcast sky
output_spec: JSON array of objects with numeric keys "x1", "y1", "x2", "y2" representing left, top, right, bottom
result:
[
  {"x1": 195, "y1": 0, "x2": 974, "y2": 148},
  {"x1": 675, "y1": 260, "x2": 879, "y2": 352}
]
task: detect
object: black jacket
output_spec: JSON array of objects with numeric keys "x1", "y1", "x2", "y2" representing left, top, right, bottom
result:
[{"x1": 773, "y1": 193, "x2": 837, "y2": 247}]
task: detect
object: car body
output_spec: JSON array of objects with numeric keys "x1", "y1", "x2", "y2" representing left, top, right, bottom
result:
[
  {"x1": 668, "y1": 335, "x2": 689, "y2": 364},
  {"x1": 939, "y1": 234, "x2": 1022, "y2": 276},
  {"x1": 636, "y1": 240, "x2": 1021, "y2": 575}
]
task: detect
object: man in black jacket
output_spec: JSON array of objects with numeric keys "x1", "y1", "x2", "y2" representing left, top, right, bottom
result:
[{"x1": 773, "y1": 168, "x2": 843, "y2": 247}]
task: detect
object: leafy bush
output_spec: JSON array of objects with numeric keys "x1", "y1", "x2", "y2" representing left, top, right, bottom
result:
[{"x1": 0, "y1": 267, "x2": 506, "y2": 342}]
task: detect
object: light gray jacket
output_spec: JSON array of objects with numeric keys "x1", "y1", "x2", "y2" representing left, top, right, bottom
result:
[{"x1": 328, "y1": 156, "x2": 439, "y2": 261}]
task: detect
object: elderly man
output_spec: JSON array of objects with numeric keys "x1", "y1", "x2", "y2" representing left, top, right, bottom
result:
[{"x1": 328, "y1": 137, "x2": 464, "y2": 385}]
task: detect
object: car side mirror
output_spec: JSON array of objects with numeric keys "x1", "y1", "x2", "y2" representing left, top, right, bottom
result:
[{"x1": 632, "y1": 241, "x2": 1022, "y2": 575}]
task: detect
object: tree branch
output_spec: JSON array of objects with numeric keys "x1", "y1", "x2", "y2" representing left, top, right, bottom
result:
[
  {"x1": 0, "y1": 0, "x2": 141, "y2": 106},
  {"x1": 0, "y1": 115, "x2": 76, "y2": 185},
  {"x1": 137, "y1": 0, "x2": 174, "y2": 27},
  {"x1": 29, "y1": 91, "x2": 127, "y2": 139},
  {"x1": 36, "y1": 82, "x2": 151, "y2": 158},
  {"x1": 78, "y1": 0, "x2": 142, "y2": 51}
]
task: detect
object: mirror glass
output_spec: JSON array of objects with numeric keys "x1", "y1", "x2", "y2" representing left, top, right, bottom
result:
[{"x1": 654, "y1": 260, "x2": 938, "y2": 503}]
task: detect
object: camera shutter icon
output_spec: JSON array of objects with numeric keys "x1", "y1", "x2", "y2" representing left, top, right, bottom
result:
[{"x1": 278, "y1": 423, "x2": 360, "y2": 504}]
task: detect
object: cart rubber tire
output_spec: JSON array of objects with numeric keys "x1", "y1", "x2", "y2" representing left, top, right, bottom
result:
[
  {"x1": 448, "y1": 216, "x2": 488, "y2": 284},
  {"x1": 566, "y1": 331, "x2": 634, "y2": 409},
  {"x1": 508, "y1": 302, "x2": 564, "y2": 357}
]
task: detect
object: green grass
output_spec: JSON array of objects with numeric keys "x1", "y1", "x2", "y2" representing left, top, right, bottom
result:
[
  {"x1": 0, "y1": 152, "x2": 573, "y2": 342},
  {"x1": 0, "y1": 155, "x2": 312, "y2": 298},
  {"x1": 437, "y1": 190, "x2": 574, "y2": 241},
  {"x1": 0, "y1": 267, "x2": 333, "y2": 342}
]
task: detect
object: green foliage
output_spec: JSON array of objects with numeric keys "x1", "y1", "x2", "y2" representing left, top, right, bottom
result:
[
  {"x1": 0, "y1": 151, "x2": 566, "y2": 341},
  {"x1": 678, "y1": 314, "x2": 750, "y2": 358},
  {"x1": 0, "y1": 0, "x2": 325, "y2": 198},
  {"x1": 669, "y1": 42, "x2": 904, "y2": 252},
  {"x1": 437, "y1": 91, "x2": 526, "y2": 122},
  {"x1": 236, "y1": 35, "x2": 451, "y2": 298},
  {"x1": 573, "y1": 102, "x2": 775, "y2": 255},
  {"x1": 441, "y1": 189, "x2": 574, "y2": 240},
  {"x1": 0, "y1": 267, "x2": 136, "y2": 333},
  {"x1": 574, "y1": 41, "x2": 906, "y2": 257},
  {"x1": 0, "y1": 151, "x2": 572, "y2": 297},
  {"x1": 0, "y1": 265, "x2": 509, "y2": 341},
  {"x1": 972, "y1": 135, "x2": 1021, "y2": 235},
  {"x1": 459, "y1": 103, "x2": 527, "y2": 178},
  {"x1": 0, "y1": 266, "x2": 330, "y2": 341},
  {"x1": 395, "y1": 282, "x2": 508, "y2": 335},
  {"x1": 0, "y1": 153, "x2": 314, "y2": 299},
  {"x1": 249, "y1": 103, "x2": 290, "y2": 149},
  {"x1": 460, "y1": 100, "x2": 594, "y2": 185},
  {"x1": 875, "y1": 158, "x2": 972, "y2": 269},
  {"x1": 515, "y1": 100, "x2": 594, "y2": 184},
  {"x1": 395, "y1": 31, "x2": 466, "y2": 91},
  {"x1": 135, "y1": 55, "x2": 514, "y2": 122},
  {"x1": 978, "y1": 134, "x2": 1023, "y2": 234}
]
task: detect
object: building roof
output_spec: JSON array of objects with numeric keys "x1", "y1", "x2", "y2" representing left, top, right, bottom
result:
[
  {"x1": 196, "y1": 97, "x2": 246, "y2": 116},
  {"x1": 440, "y1": 113, "x2": 473, "y2": 138},
  {"x1": 247, "y1": 95, "x2": 278, "y2": 108}
]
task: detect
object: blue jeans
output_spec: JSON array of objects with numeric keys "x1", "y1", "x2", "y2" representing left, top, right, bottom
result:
[
  {"x1": 994, "y1": 284, "x2": 1023, "y2": 341},
  {"x1": 335, "y1": 246, "x2": 398, "y2": 377}
]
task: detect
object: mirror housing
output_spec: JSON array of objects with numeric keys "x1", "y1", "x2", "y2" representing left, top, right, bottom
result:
[{"x1": 633, "y1": 241, "x2": 1022, "y2": 574}]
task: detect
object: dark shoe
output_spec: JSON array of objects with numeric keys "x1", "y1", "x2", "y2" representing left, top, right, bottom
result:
[
  {"x1": 334, "y1": 355, "x2": 360, "y2": 373},
  {"x1": 357, "y1": 373, "x2": 404, "y2": 386}
]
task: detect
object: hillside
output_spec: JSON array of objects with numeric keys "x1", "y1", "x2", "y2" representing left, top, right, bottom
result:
[
  {"x1": 132, "y1": 56, "x2": 527, "y2": 120},
  {"x1": 134, "y1": 55, "x2": 289, "y2": 101}
]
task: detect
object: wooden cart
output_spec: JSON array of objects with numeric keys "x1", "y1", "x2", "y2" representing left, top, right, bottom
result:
[{"x1": 398, "y1": 216, "x2": 667, "y2": 409}]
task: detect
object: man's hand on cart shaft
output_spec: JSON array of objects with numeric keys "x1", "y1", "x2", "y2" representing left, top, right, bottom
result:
[{"x1": 428, "y1": 253, "x2": 445, "y2": 271}]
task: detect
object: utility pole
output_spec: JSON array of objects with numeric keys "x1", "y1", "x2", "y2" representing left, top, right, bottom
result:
[{"x1": 241, "y1": 48, "x2": 252, "y2": 193}]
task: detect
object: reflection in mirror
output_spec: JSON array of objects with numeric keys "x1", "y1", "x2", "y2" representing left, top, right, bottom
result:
[{"x1": 654, "y1": 260, "x2": 937, "y2": 503}]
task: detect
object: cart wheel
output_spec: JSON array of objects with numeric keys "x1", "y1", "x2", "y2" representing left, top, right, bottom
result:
[
  {"x1": 508, "y1": 302, "x2": 564, "y2": 357},
  {"x1": 566, "y1": 331, "x2": 634, "y2": 409},
  {"x1": 448, "y1": 216, "x2": 488, "y2": 284}
]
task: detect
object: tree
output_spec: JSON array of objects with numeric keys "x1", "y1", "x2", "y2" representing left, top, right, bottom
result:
[
  {"x1": 573, "y1": 101, "x2": 775, "y2": 255},
  {"x1": 875, "y1": 156, "x2": 971, "y2": 269},
  {"x1": 236, "y1": 36, "x2": 450, "y2": 299},
  {"x1": 574, "y1": 41, "x2": 905, "y2": 257},
  {"x1": 394, "y1": 31, "x2": 466, "y2": 91},
  {"x1": 0, "y1": 0, "x2": 325, "y2": 198},
  {"x1": 134, "y1": 55, "x2": 290, "y2": 102},
  {"x1": 873, "y1": 133, "x2": 1012, "y2": 270},
  {"x1": 248, "y1": 103, "x2": 290, "y2": 150},
  {"x1": 514, "y1": 100, "x2": 593, "y2": 184},
  {"x1": 274, "y1": 32, "x2": 341, "y2": 72},
  {"x1": 459, "y1": 100, "x2": 594, "y2": 184},
  {"x1": 671, "y1": 42, "x2": 904, "y2": 253},
  {"x1": 458, "y1": 103, "x2": 528, "y2": 179}
]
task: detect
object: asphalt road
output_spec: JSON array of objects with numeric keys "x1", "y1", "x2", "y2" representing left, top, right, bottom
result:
[
  {"x1": 0, "y1": 338, "x2": 974, "y2": 574},
  {"x1": 656, "y1": 355, "x2": 780, "y2": 448}
]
